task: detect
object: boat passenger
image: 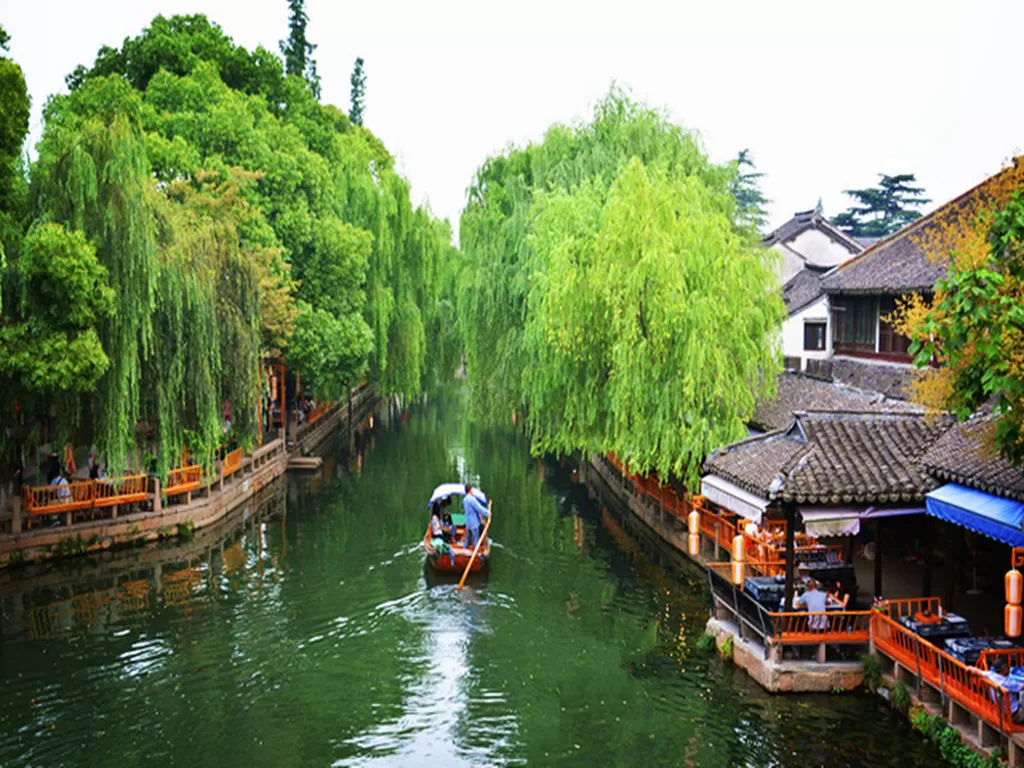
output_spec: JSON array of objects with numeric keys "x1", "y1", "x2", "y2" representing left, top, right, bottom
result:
[
  {"x1": 463, "y1": 484, "x2": 490, "y2": 550},
  {"x1": 430, "y1": 502, "x2": 452, "y2": 542}
]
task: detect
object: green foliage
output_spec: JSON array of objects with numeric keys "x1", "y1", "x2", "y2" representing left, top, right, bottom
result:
[
  {"x1": 0, "y1": 25, "x2": 31, "y2": 306},
  {"x1": 176, "y1": 519, "x2": 196, "y2": 540},
  {"x1": 695, "y1": 632, "x2": 716, "y2": 653},
  {"x1": 859, "y1": 652, "x2": 882, "y2": 692},
  {"x1": 719, "y1": 633, "x2": 733, "y2": 658},
  {"x1": 831, "y1": 173, "x2": 931, "y2": 237},
  {"x1": 911, "y1": 711, "x2": 1004, "y2": 768},
  {"x1": 912, "y1": 191, "x2": 1024, "y2": 466},
  {"x1": 731, "y1": 149, "x2": 769, "y2": 231},
  {"x1": 890, "y1": 681, "x2": 911, "y2": 713},
  {"x1": 287, "y1": 303, "x2": 373, "y2": 401},
  {"x1": 279, "y1": 0, "x2": 320, "y2": 99},
  {"x1": 1, "y1": 223, "x2": 112, "y2": 393},
  {"x1": 350, "y1": 57, "x2": 366, "y2": 126},
  {"x1": 459, "y1": 89, "x2": 784, "y2": 488}
]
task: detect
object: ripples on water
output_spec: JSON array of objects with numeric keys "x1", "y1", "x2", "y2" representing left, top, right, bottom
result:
[{"x1": 0, "y1": 394, "x2": 941, "y2": 767}]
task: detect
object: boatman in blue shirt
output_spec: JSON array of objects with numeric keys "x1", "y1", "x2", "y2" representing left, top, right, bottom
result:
[{"x1": 463, "y1": 484, "x2": 491, "y2": 550}]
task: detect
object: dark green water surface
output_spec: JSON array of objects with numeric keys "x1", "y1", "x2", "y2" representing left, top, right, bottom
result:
[{"x1": 0, "y1": 392, "x2": 940, "y2": 767}]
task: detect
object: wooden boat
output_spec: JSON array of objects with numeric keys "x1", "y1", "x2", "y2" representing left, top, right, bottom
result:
[
  {"x1": 423, "y1": 482, "x2": 492, "y2": 574},
  {"x1": 424, "y1": 525, "x2": 491, "y2": 573}
]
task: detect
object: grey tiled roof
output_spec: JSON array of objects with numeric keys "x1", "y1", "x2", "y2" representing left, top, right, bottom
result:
[
  {"x1": 922, "y1": 415, "x2": 1024, "y2": 502},
  {"x1": 704, "y1": 411, "x2": 952, "y2": 505},
  {"x1": 823, "y1": 161, "x2": 1023, "y2": 296},
  {"x1": 751, "y1": 372, "x2": 921, "y2": 433},
  {"x1": 703, "y1": 430, "x2": 806, "y2": 498},
  {"x1": 763, "y1": 210, "x2": 862, "y2": 254},
  {"x1": 783, "y1": 268, "x2": 826, "y2": 315},
  {"x1": 781, "y1": 411, "x2": 953, "y2": 505},
  {"x1": 805, "y1": 357, "x2": 919, "y2": 401}
]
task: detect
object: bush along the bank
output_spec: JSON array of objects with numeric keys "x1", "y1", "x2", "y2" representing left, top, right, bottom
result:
[
  {"x1": 719, "y1": 634, "x2": 733, "y2": 659},
  {"x1": 859, "y1": 652, "x2": 882, "y2": 692},
  {"x1": 890, "y1": 681, "x2": 911, "y2": 714},
  {"x1": 910, "y1": 711, "x2": 1004, "y2": 768},
  {"x1": 695, "y1": 632, "x2": 716, "y2": 653}
]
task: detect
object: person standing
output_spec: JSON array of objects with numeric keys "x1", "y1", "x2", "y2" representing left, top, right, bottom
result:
[{"x1": 463, "y1": 484, "x2": 491, "y2": 550}]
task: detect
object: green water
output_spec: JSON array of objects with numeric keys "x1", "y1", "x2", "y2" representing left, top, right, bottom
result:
[{"x1": 0, "y1": 391, "x2": 939, "y2": 767}]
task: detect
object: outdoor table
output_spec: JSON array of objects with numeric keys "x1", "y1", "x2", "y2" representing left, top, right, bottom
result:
[
  {"x1": 944, "y1": 636, "x2": 1016, "y2": 667},
  {"x1": 899, "y1": 612, "x2": 971, "y2": 645}
]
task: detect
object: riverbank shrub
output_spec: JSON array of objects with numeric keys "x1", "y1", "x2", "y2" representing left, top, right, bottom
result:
[
  {"x1": 910, "y1": 711, "x2": 1004, "y2": 767},
  {"x1": 719, "y1": 633, "x2": 734, "y2": 659},
  {"x1": 890, "y1": 681, "x2": 911, "y2": 713},
  {"x1": 859, "y1": 652, "x2": 882, "y2": 692},
  {"x1": 695, "y1": 632, "x2": 716, "y2": 653}
]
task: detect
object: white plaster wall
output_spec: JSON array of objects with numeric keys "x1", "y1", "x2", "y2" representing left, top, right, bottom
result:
[
  {"x1": 788, "y1": 229, "x2": 856, "y2": 269},
  {"x1": 782, "y1": 295, "x2": 831, "y2": 369},
  {"x1": 773, "y1": 242, "x2": 805, "y2": 285}
]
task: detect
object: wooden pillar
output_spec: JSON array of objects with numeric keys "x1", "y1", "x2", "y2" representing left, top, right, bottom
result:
[
  {"x1": 874, "y1": 518, "x2": 884, "y2": 598},
  {"x1": 784, "y1": 502, "x2": 797, "y2": 612},
  {"x1": 922, "y1": 514, "x2": 934, "y2": 598}
]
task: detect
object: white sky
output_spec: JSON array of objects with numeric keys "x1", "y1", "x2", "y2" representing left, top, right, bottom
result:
[{"x1": 5, "y1": 0, "x2": 1023, "y2": 239}]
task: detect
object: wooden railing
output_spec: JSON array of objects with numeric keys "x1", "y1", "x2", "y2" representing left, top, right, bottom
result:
[
  {"x1": 873, "y1": 611, "x2": 1014, "y2": 732},
  {"x1": 978, "y1": 648, "x2": 1024, "y2": 673},
  {"x1": 769, "y1": 610, "x2": 872, "y2": 645},
  {"x1": 164, "y1": 465, "x2": 202, "y2": 497},
  {"x1": 222, "y1": 447, "x2": 243, "y2": 479},
  {"x1": 305, "y1": 401, "x2": 330, "y2": 426},
  {"x1": 22, "y1": 480, "x2": 95, "y2": 515},
  {"x1": 94, "y1": 474, "x2": 147, "y2": 507},
  {"x1": 22, "y1": 474, "x2": 147, "y2": 516},
  {"x1": 877, "y1": 596, "x2": 943, "y2": 620}
]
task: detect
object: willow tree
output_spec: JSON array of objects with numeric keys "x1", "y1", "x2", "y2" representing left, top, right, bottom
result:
[{"x1": 460, "y1": 90, "x2": 785, "y2": 487}]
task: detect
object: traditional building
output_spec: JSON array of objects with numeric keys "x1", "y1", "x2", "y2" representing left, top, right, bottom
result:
[{"x1": 764, "y1": 210, "x2": 863, "y2": 372}]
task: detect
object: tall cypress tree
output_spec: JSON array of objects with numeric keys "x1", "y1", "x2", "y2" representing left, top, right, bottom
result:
[
  {"x1": 279, "y1": 0, "x2": 320, "y2": 99},
  {"x1": 831, "y1": 173, "x2": 931, "y2": 237},
  {"x1": 731, "y1": 149, "x2": 769, "y2": 231},
  {"x1": 349, "y1": 57, "x2": 366, "y2": 126}
]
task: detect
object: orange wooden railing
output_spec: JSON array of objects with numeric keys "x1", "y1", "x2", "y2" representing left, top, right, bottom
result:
[
  {"x1": 222, "y1": 447, "x2": 243, "y2": 478},
  {"x1": 873, "y1": 611, "x2": 1014, "y2": 732},
  {"x1": 164, "y1": 465, "x2": 202, "y2": 497},
  {"x1": 305, "y1": 401, "x2": 330, "y2": 426},
  {"x1": 93, "y1": 474, "x2": 148, "y2": 507},
  {"x1": 23, "y1": 480, "x2": 95, "y2": 515},
  {"x1": 770, "y1": 611, "x2": 872, "y2": 645},
  {"x1": 877, "y1": 596, "x2": 943, "y2": 620}
]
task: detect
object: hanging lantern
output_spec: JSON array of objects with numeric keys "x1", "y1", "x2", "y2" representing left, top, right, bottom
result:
[
  {"x1": 688, "y1": 533, "x2": 700, "y2": 557},
  {"x1": 731, "y1": 560, "x2": 745, "y2": 586},
  {"x1": 688, "y1": 510, "x2": 701, "y2": 536},
  {"x1": 1007, "y1": 569, "x2": 1023, "y2": 605},
  {"x1": 1006, "y1": 604, "x2": 1023, "y2": 638},
  {"x1": 732, "y1": 534, "x2": 746, "y2": 564}
]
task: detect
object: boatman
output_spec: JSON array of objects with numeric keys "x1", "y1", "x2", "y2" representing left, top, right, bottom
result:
[{"x1": 463, "y1": 484, "x2": 491, "y2": 550}]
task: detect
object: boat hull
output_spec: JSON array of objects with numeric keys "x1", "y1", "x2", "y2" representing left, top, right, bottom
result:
[{"x1": 424, "y1": 533, "x2": 490, "y2": 573}]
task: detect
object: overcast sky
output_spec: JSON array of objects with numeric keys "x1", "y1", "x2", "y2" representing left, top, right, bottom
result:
[{"x1": 5, "y1": 0, "x2": 1023, "y2": 238}]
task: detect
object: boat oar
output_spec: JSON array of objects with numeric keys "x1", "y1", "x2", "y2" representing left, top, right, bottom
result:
[{"x1": 456, "y1": 501, "x2": 493, "y2": 591}]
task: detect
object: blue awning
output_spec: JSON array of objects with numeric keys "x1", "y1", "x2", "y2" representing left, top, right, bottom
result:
[{"x1": 926, "y1": 483, "x2": 1024, "y2": 547}]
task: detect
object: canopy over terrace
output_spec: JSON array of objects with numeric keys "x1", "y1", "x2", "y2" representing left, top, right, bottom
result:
[{"x1": 703, "y1": 410, "x2": 954, "y2": 606}]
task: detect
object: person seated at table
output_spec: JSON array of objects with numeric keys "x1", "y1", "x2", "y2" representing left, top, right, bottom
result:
[
  {"x1": 828, "y1": 580, "x2": 850, "y2": 609},
  {"x1": 796, "y1": 579, "x2": 829, "y2": 631}
]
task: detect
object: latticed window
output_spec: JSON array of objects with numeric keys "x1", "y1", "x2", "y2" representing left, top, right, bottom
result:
[
  {"x1": 803, "y1": 322, "x2": 826, "y2": 351},
  {"x1": 832, "y1": 297, "x2": 877, "y2": 351}
]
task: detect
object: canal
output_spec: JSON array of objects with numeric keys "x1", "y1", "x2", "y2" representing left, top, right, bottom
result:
[{"x1": 0, "y1": 390, "x2": 940, "y2": 766}]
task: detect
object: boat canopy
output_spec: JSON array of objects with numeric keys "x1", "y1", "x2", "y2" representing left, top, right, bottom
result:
[{"x1": 427, "y1": 483, "x2": 487, "y2": 508}]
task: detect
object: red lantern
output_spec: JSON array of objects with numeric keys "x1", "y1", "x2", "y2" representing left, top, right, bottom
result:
[
  {"x1": 1006, "y1": 604, "x2": 1023, "y2": 638},
  {"x1": 1007, "y1": 569, "x2": 1023, "y2": 605}
]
